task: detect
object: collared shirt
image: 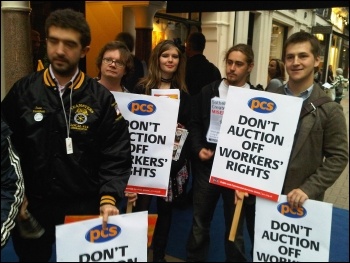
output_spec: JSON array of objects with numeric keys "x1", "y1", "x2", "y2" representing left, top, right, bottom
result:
[
  {"x1": 284, "y1": 84, "x2": 313, "y2": 101},
  {"x1": 49, "y1": 65, "x2": 79, "y2": 95}
]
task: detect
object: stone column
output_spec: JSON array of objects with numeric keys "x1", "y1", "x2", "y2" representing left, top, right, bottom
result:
[
  {"x1": 2, "y1": 1, "x2": 32, "y2": 96},
  {"x1": 131, "y1": 1, "x2": 166, "y2": 64}
]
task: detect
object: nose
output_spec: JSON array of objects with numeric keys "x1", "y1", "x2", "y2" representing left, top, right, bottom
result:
[
  {"x1": 56, "y1": 42, "x2": 66, "y2": 55},
  {"x1": 229, "y1": 63, "x2": 236, "y2": 70},
  {"x1": 110, "y1": 61, "x2": 118, "y2": 67},
  {"x1": 291, "y1": 56, "x2": 300, "y2": 65}
]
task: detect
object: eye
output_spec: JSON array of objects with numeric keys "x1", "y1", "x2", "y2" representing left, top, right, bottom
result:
[
  {"x1": 64, "y1": 41, "x2": 77, "y2": 49},
  {"x1": 47, "y1": 37, "x2": 58, "y2": 44},
  {"x1": 115, "y1": 61, "x2": 124, "y2": 67}
]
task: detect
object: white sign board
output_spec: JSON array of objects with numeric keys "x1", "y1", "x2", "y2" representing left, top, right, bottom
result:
[
  {"x1": 56, "y1": 211, "x2": 148, "y2": 262},
  {"x1": 112, "y1": 92, "x2": 179, "y2": 197},
  {"x1": 254, "y1": 196, "x2": 332, "y2": 262},
  {"x1": 210, "y1": 87, "x2": 303, "y2": 201}
]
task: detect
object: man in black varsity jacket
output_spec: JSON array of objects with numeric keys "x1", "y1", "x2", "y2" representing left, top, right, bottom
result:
[{"x1": 1, "y1": 9, "x2": 132, "y2": 261}]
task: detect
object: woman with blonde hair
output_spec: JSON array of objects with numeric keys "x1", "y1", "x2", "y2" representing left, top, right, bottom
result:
[{"x1": 266, "y1": 58, "x2": 286, "y2": 92}]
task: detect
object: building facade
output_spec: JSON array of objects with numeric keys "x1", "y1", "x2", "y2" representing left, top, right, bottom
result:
[{"x1": 1, "y1": 1, "x2": 348, "y2": 99}]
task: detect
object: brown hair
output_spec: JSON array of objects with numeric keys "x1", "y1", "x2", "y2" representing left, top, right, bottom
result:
[
  {"x1": 282, "y1": 31, "x2": 320, "y2": 61},
  {"x1": 138, "y1": 40, "x2": 187, "y2": 95},
  {"x1": 95, "y1": 41, "x2": 134, "y2": 81},
  {"x1": 269, "y1": 59, "x2": 286, "y2": 81}
]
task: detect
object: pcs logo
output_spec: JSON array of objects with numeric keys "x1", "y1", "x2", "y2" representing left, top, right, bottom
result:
[
  {"x1": 277, "y1": 202, "x2": 307, "y2": 219},
  {"x1": 128, "y1": 100, "x2": 156, "y2": 116},
  {"x1": 248, "y1": 97, "x2": 276, "y2": 113},
  {"x1": 85, "y1": 224, "x2": 121, "y2": 243}
]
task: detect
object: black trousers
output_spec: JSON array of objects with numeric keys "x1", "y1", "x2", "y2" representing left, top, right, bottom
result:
[{"x1": 134, "y1": 194, "x2": 173, "y2": 261}]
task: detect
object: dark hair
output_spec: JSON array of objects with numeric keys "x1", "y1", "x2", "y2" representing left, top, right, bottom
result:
[
  {"x1": 186, "y1": 32, "x2": 206, "y2": 52},
  {"x1": 115, "y1": 32, "x2": 134, "y2": 52},
  {"x1": 45, "y1": 8, "x2": 91, "y2": 48},
  {"x1": 269, "y1": 59, "x2": 286, "y2": 81},
  {"x1": 95, "y1": 41, "x2": 134, "y2": 80},
  {"x1": 224, "y1": 43, "x2": 254, "y2": 65},
  {"x1": 282, "y1": 31, "x2": 320, "y2": 61}
]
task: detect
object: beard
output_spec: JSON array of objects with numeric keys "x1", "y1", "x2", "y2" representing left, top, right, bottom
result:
[
  {"x1": 50, "y1": 58, "x2": 78, "y2": 77},
  {"x1": 226, "y1": 75, "x2": 239, "y2": 86}
]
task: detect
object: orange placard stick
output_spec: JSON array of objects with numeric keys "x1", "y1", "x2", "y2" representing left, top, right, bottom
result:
[{"x1": 229, "y1": 191, "x2": 246, "y2": 241}]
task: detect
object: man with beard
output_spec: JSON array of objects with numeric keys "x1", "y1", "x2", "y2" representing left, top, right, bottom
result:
[
  {"x1": 1, "y1": 9, "x2": 132, "y2": 261},
  {"x1": 186, "y1": 44, "x2": 262, "y2": 262}
]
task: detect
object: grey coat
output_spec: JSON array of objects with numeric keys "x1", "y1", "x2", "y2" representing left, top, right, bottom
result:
[{"x1": 275, "y1": 84, "x2": 348, "y2": 201}]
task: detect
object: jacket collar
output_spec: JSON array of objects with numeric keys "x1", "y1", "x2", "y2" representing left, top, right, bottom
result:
[{"x1": 43, "y1": 68, "x2": 85, "y2": 90}]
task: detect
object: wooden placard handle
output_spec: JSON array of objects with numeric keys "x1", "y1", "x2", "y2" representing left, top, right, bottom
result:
[
  {"x1": 126, "y1": 201, "x2": 133, "y2": 214},
  {"x1": 229, "y1": 191, "x2": 245, "y2": 241}
]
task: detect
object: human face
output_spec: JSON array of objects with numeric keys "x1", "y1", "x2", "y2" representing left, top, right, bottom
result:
[
  {"x1": 46, "y1": 26, "x2": 89, "y2": 77},
  {"x1": 284, "y1": 41, "x2": 319, "y2": 85},
  {"x1": 159, "y1": 47, "x2": 179, "y2": 78},
  {"x1": 225, "y1": 51, "x2": 253, "y2": 87},
  {"x1": 268, "y1": 60, "x2": 277, "y2": 78},
  {"x1": 100, "y1": 49, "x2": 126, "y2": 81},
  {"x1": 32, "y1": 35, "x2": 40, "y2": 54}
]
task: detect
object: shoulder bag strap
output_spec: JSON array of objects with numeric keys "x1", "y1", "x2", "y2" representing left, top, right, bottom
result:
[{"x1": 299, "y1": 96, "x2": 333, "y2": 119}]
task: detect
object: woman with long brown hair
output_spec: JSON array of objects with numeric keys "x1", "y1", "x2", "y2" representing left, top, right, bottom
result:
[
  {"x1": 134, "y1": 39, "x2": 191, "y2": 262},
  {"x1": 265, "y1": 58, "x2": 286, "y2": 92}
]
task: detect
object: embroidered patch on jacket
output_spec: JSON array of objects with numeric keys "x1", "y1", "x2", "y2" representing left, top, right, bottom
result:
[{"x1": 70, "y1": 104, "x2": 94, "y2": 131}]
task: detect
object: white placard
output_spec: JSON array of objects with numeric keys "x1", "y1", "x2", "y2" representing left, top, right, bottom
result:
[
  {"x1": 56, "y1": 211, "x2": 148, "y2": 262},
  {"x1": 112, "y1": 92, "x2": 179, "y2": 197},
  {"x1": 254, "y1": 196, "x2": 332, "y2": 262},
  {"x1": 210, "y1": 87, "x2": 303, "y2": 201}
]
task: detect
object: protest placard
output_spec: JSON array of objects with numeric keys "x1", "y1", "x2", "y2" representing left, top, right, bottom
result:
[
  {"x1": 254, "y1": 195, "x2": 332, "y2": 262},
  {"x1": 210, "y1": 87, "x2": 303, "y2": 201},
  {"x1": 56, "y1": 211, "x2": 148, "y2": 262},
  {"x1": 112, "y1": 92, "x2": 179, "y2": 197}
]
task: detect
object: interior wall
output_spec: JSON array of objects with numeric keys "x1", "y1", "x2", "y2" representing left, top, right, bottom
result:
[
  {"x1": 123, "y1": 7, "x2": 136, "y2": 47},
  {"x1": 86, "y1": 2, "x2": 124, "y2": 77}
]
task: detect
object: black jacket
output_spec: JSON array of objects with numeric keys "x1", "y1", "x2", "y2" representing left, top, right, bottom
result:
[
  {"x1": 1, "y1": 116, "x2": 24, "y2": 248},
  {"x1": 1, "y1": 69, "x2": 132, "y2": 202},
  {"x1": 186, "y1": 54, "x2": 221, "y2": 96}
]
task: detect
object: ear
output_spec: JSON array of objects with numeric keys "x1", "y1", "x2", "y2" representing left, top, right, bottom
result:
[
  {"x1": 314, "y1": 55, "x2": 320, "y2": 68},
  {"x1": 248, "y1": 62, "x2": 254, "y2": 73},
  {"x1": 80, "y1": 46, "x2": 90, "y2": 58}
]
